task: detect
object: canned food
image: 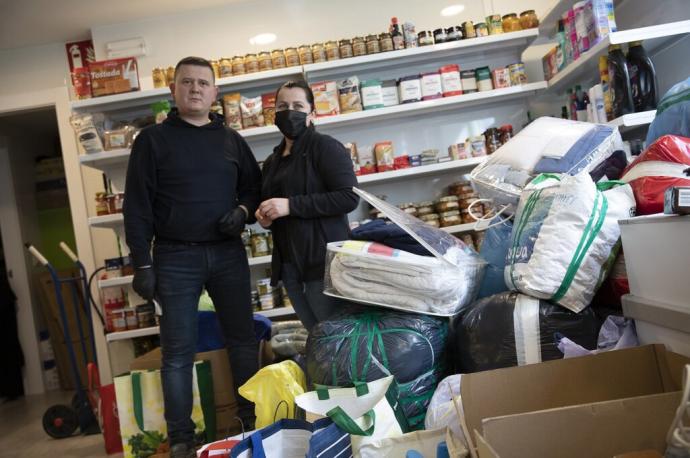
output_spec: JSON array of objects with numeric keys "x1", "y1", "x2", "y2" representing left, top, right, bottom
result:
[
  {"x1": 231, "y1": 56, "x2": 246, "y2": 75},
  {"x1": 509, "y1": 62, "x2": 527, "y2": 85},
  {"x1": 251, "y1": 233, "x2": 270, "y2": 257},
  {"x1": 284, "y1": 47, "x2": 300, "y2": 67},
  {"x1": 152, "y1": 67, "x2": 167, "y2": 88},
  {"x1": 446, "y1": 26, "x2": 463, "y2": 41},
  {"x1": 298, "y1": 45, "x2": 313, "y2": 64},
  {"x1": 271, "y1": 49, "x2": 287, "y2": 69},
  {"x1": 219, "y1": 58, "x2": 233, "y2": 78},
  {"x1": 311, "y1": 43, "x2": 327, "y2": 63},
  {"x1": 258, "y1": 52, "x2": 273, "y2": 71},
  {"x1": 352, "y1": 37, "x2": 367, "y2": 56},
  {"x1": 244, "y1": 53, "x2": 259, "y2": 73},
  {"x1": 519, "y1": 10, "x2": 539, "y2": 29}
]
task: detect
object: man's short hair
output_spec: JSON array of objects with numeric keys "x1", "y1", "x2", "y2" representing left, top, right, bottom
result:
[{"x1": 174, "y1": 56, "x2": 215, "y2": 83}]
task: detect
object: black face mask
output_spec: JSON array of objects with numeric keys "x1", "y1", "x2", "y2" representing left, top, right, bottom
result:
[{"x1": 275, "y1": 109, "x2": 309, "y2": 139}]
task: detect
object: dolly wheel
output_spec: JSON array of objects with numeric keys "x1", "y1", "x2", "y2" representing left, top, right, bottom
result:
[{"x1": 43, "y1": 404, "x2": 78, "y2": 439}]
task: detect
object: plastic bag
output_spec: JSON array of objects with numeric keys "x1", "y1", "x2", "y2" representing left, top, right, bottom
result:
[
  {"x1": 558, "y1": 315, "x2": 638, "y2": 358},
  {"x1": 471, "y1": 117, "x2": 622, "y2": 209},
  {"x1": 620, "y1": 135, "x2": 690, "y2": 215},
  {"x1": 647, "y1": 76, "x2": 690, "y2": 145},
  {"x1": 476, "y1": 218, "x2": 513, "y2": 299},
  {"x1": 240, "y1": 95, "x2": 264, "y2": 128},
  {"x1": 238, "y1": 360, "x2": 306, "y2": 429},
  {"x1": 424, "y1": 375, "x2": 467, "y2": 446},
  {"x1": 505, "y1": 173, "x2": 636, "y2": 312}
]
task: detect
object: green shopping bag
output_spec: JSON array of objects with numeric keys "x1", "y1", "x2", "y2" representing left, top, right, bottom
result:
[{"x1": 114, "y1": 360, "x2": 215, "y2": 458}]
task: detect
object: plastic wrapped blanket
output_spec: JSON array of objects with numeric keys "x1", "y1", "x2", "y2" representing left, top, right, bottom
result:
[
  {"x1": 306, "y1": 310, "x2": 448, "y2": 430},
  {"x1": 505, "y1": 173, "x2": 636, "y2": 312},
  {"x1": 452, "y1": 292, "x2": 599, "y2": 373},
  {"x1": 646, "y1": 76, "x2": 690, "y2": 145},
  {"x1": 620, "y1": 135, "x2": 690, "y2": 215},
  {"x1": 471, "y1": 117, "x2": 622, "y2": 209}
]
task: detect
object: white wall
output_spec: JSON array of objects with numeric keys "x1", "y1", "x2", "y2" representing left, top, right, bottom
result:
[{"x1": 0, "y1": 43, "x2": 70, "y2": 101}]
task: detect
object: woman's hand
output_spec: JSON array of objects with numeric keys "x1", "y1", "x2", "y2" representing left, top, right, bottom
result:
[{"x1": 257, "y1": 198, "x2": 290, "y2": 223}]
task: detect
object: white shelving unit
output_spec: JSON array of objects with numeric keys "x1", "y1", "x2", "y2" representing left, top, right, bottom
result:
[
  {"x1": 606, "y1": 110, "x2": 656, "y2": 132},
  {"x1": 88, "y1": 213, "x2": 124, "y2": 229},
  {"x1": 99, "y1": 275, "x2": 134, "y2": 289},
  {"x1": 358, "y1": 157, "x2": 487, "y2": 185}
]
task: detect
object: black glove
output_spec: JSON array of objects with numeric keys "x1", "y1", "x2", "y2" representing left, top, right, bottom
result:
[
  {"x1": 132, "y1": 266, "x2": 156, "y2": 300},
  {"x1": 218, "y1": 207, "x2": 247, "y2": 237}
]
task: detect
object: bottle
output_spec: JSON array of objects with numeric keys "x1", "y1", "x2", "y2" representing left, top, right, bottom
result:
[
  {"x1": 390, "y1": 17, "x2": 406, "y2": 50},
  {"x1": 575, "y1": 85, "x2": 588, "y2": 121},
  {"x1": 607, "y1": 44, "x2": 634, "y2": 117},
  {"x1": 626, "y1": 41, "x2": 658, "y2": 112},
  {"x1": 561, "y1": 106, "x2": 569, "y2": 119},
  {"x1": 568, "y1": 88, "x2": 578, "y2": 120},
  {"x1": 599, "y1": 55, "x2": 613, "y2": 121}
]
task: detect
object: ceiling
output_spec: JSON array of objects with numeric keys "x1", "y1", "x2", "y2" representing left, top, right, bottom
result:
[{"x1": 0, "y1": 0, "x2": 248, "y2": 51}]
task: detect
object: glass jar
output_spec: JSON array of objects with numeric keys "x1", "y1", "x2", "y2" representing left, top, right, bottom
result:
[
  {"x1": 486, "y1": 14, "x2": 504, "y2": 34},
  {"x1": 433, "y1": 28, "x2": 447, "y2": 44},
  {"x1": 519, "y1": 10, "x2": 539, "y2": 29},
  {"x1": 258, "y1": 51, "x2": 273, "y2": 71},
  {"x1": 474, "y1": 22, "x2": 489, "y2": 37},
  {"x1": 325, "y1": 40, "x2": 340, "y2": 60},
  {"x1": 462, "y1": 21, "x2": 476, "y2": 38},
  {"x1": 499, "y1": 124, "x2": 514, "y2": 144},
  {"x1": 152, "y1": 67, "x2": 167, "y2": 88},
  {"x1": 484, "y1": 127, "x2": 501, "y2": 154},
  {"x1": 311, "y1": 43, "x2": 327, "y2": 63},
  {"x1": 231, "y1": 56, "x2": 246, "y2": 75},
  {"x1": 339, "y1": 39, "x2": 354, "y2": 58},
  {"x1": 210, "y1": 60, "x2": 221, "y2": 79},
  {"x1": 271, "y1": 49, "x2": 287, "y2": 68},
  {"x1": 417, "y1": 31, "x2": 434, "y2": 46},
  {"x1": 165, "y1": 66, "x2": 175, "y2": 85},
  {"x1": 352, "y1": 36, "x2": 367, "y2": 56},
  {"x1": 244, "y1": 53, "x2": 259, "y2": 73},
  {"x1": 219, "y1": 58, "x2": 233, "y2": 78},
  {"x1": 95, "y1": 192, "x2": 109, "y2": 216},
  {"x1": 379, "y1": 33, "x2": 394, "y2": 52},
  {"x1": 365, "y1": 35, "x2": 381, "y2": 54},
  {"x1": 502, "y1": 13, "x2": 522, "y2": 32},
  {"x1": 298, "y1": 45, "x2": 313, "y2": 64},
  {"x1": 446, "y1": 26, "x2": 463, "y2": 41},
  {"x1": 251, "y1": 233, "x2": 270, "y2": 257},
  {"x1": 284, "y1": 47, "x2": 300, "y2": 67}
]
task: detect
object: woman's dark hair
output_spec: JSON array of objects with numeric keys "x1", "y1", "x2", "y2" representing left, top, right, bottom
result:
[
  {"x1": 275, "y1": 79, "x2": 315, "y2": 112},
  {"x1": 174, "y1": 56, "x2": 215, "y2": 83}
]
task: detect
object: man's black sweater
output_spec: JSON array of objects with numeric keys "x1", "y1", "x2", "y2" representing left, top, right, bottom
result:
[{"x1": 123, "y1": 109, "x2": 261, "y2": 267}]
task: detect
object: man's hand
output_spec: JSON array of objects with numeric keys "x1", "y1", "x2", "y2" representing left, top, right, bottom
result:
[
  {"x1": 255, "y1": 208, "x2": 273, "y2": 228},
  {"x1": 132, "y1": 266, "x2": 156, "y2": 300},
  {"x1": 218, "y1": 207, "x2": 248, "y2": 236},
  {"x1": 257, "y1": 198, "x2": 290, "y2": 222}
]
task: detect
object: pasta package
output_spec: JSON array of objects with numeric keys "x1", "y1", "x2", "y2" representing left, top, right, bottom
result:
[
  {"x1": 261, "y1": 93, "x2": 276, "y2": 126},
  {"x1": 310, "y1": 80, "x2": 340, "y2": 117},
  {"x1": 375, "y1": 141, "x2": 395, "y2": 172},
  {"x1": 240, "y1": 95, "x2": 265, "y2": 128},
  {"x1": 337, "y1": 76, "x2": 363, "y2": 114},
  {"x1": 223, "y1": 93, "x2": 243, "y2": 130}
]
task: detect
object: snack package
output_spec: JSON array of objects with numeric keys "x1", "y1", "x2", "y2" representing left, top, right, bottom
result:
[
  {"x1": 375, "y1": 141, "x2": 395, "y2": 172},
  {"x1": 261, "y1": 93, "x2": 276, "y2": 126},
  {"x1": 337, "y1": 76, "x2": 363, "y2": 114},
  {"x1": 103, "y1": 126, "x2": 134, "y2": 150},
  {"x1": 358, "y1": 145, "x2": 377, "y2": 175},
  {"x1": 241, "y1": 95, "x2": 265, "y2": 128},
  {"x1": 88, "y1": 57, "x2": 140, "y2": 97},
  {"x1": 151, "y1": 100, "x2": 170, "y2": 124},
  {"x1": 344, "y1": 142, "x2": 361, "y2": 175},
  {"x1": 222, "y1": 93, "x2": 243, "y2": 130},
  {"x1": 311, "y1": 81, "x2": 340, "y2": 117},
  {"x1": 70, "y1": 113, "x2": 104, "y2": 154}
]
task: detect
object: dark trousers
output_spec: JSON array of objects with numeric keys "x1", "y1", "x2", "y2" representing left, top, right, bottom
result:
[
  {"x1": 154, "y1": 240, "x2": 258, "y2": 446},
  {"x1": 281, "y1": 263, "x2": 344, "y2": 332}
]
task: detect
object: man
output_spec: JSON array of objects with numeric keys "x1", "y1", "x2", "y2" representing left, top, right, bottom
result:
[{"x1": 123, "y1": 56, "x2": 261, "y2": 458}]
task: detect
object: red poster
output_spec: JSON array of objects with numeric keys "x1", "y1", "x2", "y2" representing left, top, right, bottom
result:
[{"x1": 65, "y1": 39, "x2": 96, "y2": 71}]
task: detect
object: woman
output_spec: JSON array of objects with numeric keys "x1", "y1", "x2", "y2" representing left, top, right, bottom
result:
[{"x1": 256, "y1": 80, "x2": 359, "y2": 331}]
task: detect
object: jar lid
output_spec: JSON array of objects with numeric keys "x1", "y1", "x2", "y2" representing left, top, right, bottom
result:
[
  {"x1": 232, "y1": 55, "x2": 244, "y2": 60},
  {"x1": 245, "y1": 53, "x2": 257, "y2": 57},
  {"x1": 500, "y1": 124, "x2": 513, "y2": 131},
  {"x1": 503, "y1": 13, "x2": 518, "y2": 19},
  {"x1": 365, "y1": 34, "x2": 378, "y2": 40},
  {"x1": 379, "y1": 33, "x2": 391, "y2": 38},
  {"x1": 461, "y1": 70, "x2": 476, "y2": 77},
  {"x1": 475, "y1": 22, "x2": 486, "y2": 27},
  {"x1": 312, "y1": 43, "x2": 324, "y2": 47},
  {"x1": 520, "y1": 9, "x2": 536, "y2": 15},
  {"x1": 462, "y1": 21, "x2": 474, "y2": 26},
  {"x1": 258, "y1": 50, "x2": 270, "y2": 55},
  {"x1": 339, "y1": 39, "x2": 351, "y2": 44},
  {"x1": 285, "y1": 47, "x2": 297, "y2": 51},
  {"x1": 433, "y1": 28, "x2": 446, "y2": 34},
  {"x1": 271, "y1": 49, "x2": 285, "y2": 53},
  {"x1": 417, "y1": 31, "x2": 429, "y2": 37}
]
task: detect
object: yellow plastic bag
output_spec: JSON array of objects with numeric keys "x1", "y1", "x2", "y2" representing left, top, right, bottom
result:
[{"x1": 238, "y1": 360, "x2": 306, "y2": 428}]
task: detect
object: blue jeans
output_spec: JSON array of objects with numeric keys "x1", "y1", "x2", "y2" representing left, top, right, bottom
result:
[
  {"x1": 281, "y1": 263, "x2": 344, "y2": 332},
  {"x1": 154, "y1": 240, "x2": 257, "y2": 446}
]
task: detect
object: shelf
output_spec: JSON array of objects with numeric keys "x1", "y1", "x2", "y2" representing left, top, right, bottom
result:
[
  {"x1": 105, "y1": 306, "x2": 295, "y2": 342},
  {"x1": 607, "y1": 110, "x2": 656, "y2": 132},
  {"x1": 88, "y1": 213, "x2": 124, "y2": 228},
  {"x1": 303, "y1": 29, "x2": 539, "y2": 78},
  {"x1": 248, "y1": 255, "x2": 272, "y2": 266},
  {"x1": 70, "y1": 67, "x2": 304, "y2": 112},
  {"x1": 316, "y1": 82, "x2": 548, "y2": 130},
  {"x1": 99, "y1": 275, "x2": 133, "y2": 289},
  {"x1": 357, "y1": 156, "x2": 486, "y2": 185},
  {"x1": 545, "y1": 20, "x2": 690, "y2": 94},
  {"x1": 79, "y1": 149, "x2": 131, "y2": 168},
  {"x1": 440, "y1": 223, "x2": 477, "y2": 234}
]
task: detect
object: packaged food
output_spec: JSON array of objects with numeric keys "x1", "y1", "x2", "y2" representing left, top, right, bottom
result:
[
  {"x1": 461, "y1": 70, "x2": 478, "y2": 93},
  {"x1": 298, "y1": 45, "x2": 313, "y2": 65},
  {"x1": 509, "y1": 62, "x2": 528, "y2": 85},
  {"x1": 261, "y1": 93, "x2": 276, "y2": 126},
  {"x1": 270, "y1": 50, "x2": 286, "y2": 69},
  {"x1": 325, "y1": 41, "x2": 340, "y2": 61},
  {"x1": 339, "y1": 39, "x2": 354, "y2": 58},
  {"x1": 219, "y1": 58, "x2": 233, "y2": 77},
  {"x1": 210, "y1": 60, "x2": 221, "y2": 79},
  {"x1": 475, "y1": 22, "x2": 489, "y2": 37},
  {"x1": 210, "y1": 100, "x2": 223, "y2": 117},
  {"x1": 136, "y1": 303, "x2": 155, "y2": 328},
  {"x1": 379, "y1": 33, "x2": 394, "y2": 52},
  {"x1": 361, "y1": 79, "x2": 384, "y2": 110},
  {"x1": 88, "y1": 57, "x2": 140, "y2": 97},
  {"x1": 222, "y1": 93, "x2": 243, "y2": 130},
  {"x1": 95, "y1": 192, "x2": 109, "y2": 216},
  {"x1": 284, "y1": 48, "x2": 300, "y2": 67},
  {"x1": 440, "y1": 64, "x2": 463, "y2": 97},
  {"x1": 403, "y1": 21, "x2": 418, "y2": 48},
  {"x1": 240, "y1": 95, "x2": 265, "y2": 128},
  {"x1": 416, "y1": 204, "x2": 435, "y2": 216},
  {"x1": 352, "y1": 37, "x2": 367, "y2": 57},
  {"x1": 311, "y1": 43, "x2": 327, "y2": 63},
  {"x1": 475, "y1": 66, "x2": 493, "y2": 91},
  {"x1": 409, "y1": 155, "x2": 422, "y2": 167},
  {"x1": 492, "y1": 67, "x2": 512, "y2": 89},
  {"x1": 393, "y1": 155, "x2": 410, "y2": 169},
  {"x1": 484, "y1": 128, "x2": 501, "y2": 154},
  {"x1": 152, "y1": 67, "x2": 167, "y2": 89},
  {"x1": 446, "y1": 26, "x2": 463, "y2": 41},
  {"x1": 103, "y1": 126, "x2": 133, "y2": 151},
  {"x1": 436, "y1": 196, "x2": 460, "y2": 212},
  {"x1": 486, "y1": 14, "x2": 504, "y2": 34},
  {"x1": 256, "y1": 278, "x2": 272, "y2": 296},
  {"x1": 398, "y1": 75, "x2": 422, "y2": 103},
  {"x1": 71, "y1": 67, "x2": 92, "y2": 99},
  {"x1": 311, "y1": 81, "x2": 340, "y2": 117},
  {"x1": 245, "y1": 54, "x2": 259, "y2": 73},
  {"x1": 151, "y1": 100, "x2": 171, "y2": 124},
  {"x1": 358, "y1": 145, "x2": 376, "y2": 175},
  {"x1": 111, "y1": 309, "x2": 126, "y2": 333},
  {"x1": 165, "y1": 66, "x2": 175, "y2": 85},
  {"x1": 258, "y1": 52, "x2": 273, "y2": 72},
  {"x1": 463, "y1": 21, "x2": 477, "y2": 38},
  {"x1": 665, "y1": 186, "x2": 690, "y2": 215},
  {"x1": 440, "y1": 210, "x2": 462, "y2": 227},
  {"x1": 499, "y1": 124, "x2": 514, "y2": 144},
  {"x1": 460, "y1": 234, "x2": 475, "y2": 250},
  {"x1": 344, "y1": 142, "x2": 360, "y2": 175},
  {"x1": 374, "y1": 141, "x2": 395, "y2": 172},
  {"x1": 251, "y1": 233, "x2": 270, "y2": 257},
  {"x1": 124, "y1": 307, "x2": 138, "y2": 330},
  {"x1": 70, "y1": 113, "x2": 104, "y2": 154},
  {"x1": 121, "y1": 255, "x2": 134, "y2": 276},
  {"x1": 502, "y1": 13, "x2": 522, "y2": 32},
  {"x1": 448, "y1": 143, "x2": 469, "y2": 160},
  {"x1": 381, "y1": 79, "x2": 399, "y2": 107},
  {"x1": 337, "y1": 77, "x2": 363, "y2": 113},
  {"x1": 366, "y1": 35, "x2": 381, "y2": 54},
  {"x1": 520, "y1": 10, "x2": 540, "y2": 29},
  {"x1": 421, "y1": 72, "x2": 443, "y2": 100},
  {"x1": 470, "y1": 136, "x2": 488, "y2": 156},
  {"x1": 417, "y1": 31, "x2": 434, "y2": 46},
  {"x1": 433, "y1": 28, "x2": 447, "y2": 43}
]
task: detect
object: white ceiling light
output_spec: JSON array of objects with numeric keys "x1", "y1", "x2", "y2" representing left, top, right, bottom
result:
[
  {"x1": 441, "y1": 4, "x2": 465, "y2": 17},
  {"x1": 249, "y1": 33, "x2": 277, "y2": 46}
]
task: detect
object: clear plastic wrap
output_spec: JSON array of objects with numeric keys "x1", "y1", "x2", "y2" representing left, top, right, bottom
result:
[
  {"x1": 470, "y1": 117, "x2": 623, "y2": 209},
  {"x1": 646, "y1": 76, "x2": 690, "y2": 145},
  {"x1": 324, "y1": 188, "x2": 486, "y2": 316},
  {"x1": 306, "y1": 309, "x2": 448, "y2": 430}
]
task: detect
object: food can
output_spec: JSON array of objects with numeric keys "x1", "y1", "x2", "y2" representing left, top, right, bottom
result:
[
  {"x1": 440, "y1": 64, "x2": 462, "y2": 96},
  {"x1": 258, "y1": 52, "x2": 273, "y2": 71},
  {"x1": 311, "y1": 43, "x2": 327, "y2": 63},
  {"x1": 298, "y1": 45, "x2": 313, "y2": 65},
  {"x1": 219, "y1": 58, "x2": 233, "y2": 78},
  {"x1": 284, "y1": 47, "x2": 300, "y2": 67},
  {"x1": 474, "y1": 22, "x2": 489, "y2": 37},
  {"x1": 271, "y1": 49, "x2": 287, "y2": 69},
  {"x1": 231, "y1": 56, "x2": 246, "y2": 75},
  {"x1": 244, "y1": 53, "x2": 259, "y2": 73},
  {"x1": 509, "y1": 62, "x2": 527, "y2": 85},
  {"x1": 486, "y1": 14, "x2": 504, "y2": 34},
  {"x1": 463, "y1": 21, "x2": 476, "y2": 38},
  {"x1": 152, "y1": 67, "x2": 167, "y2": 88}
]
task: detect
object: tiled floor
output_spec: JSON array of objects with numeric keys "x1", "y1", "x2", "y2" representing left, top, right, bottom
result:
[{"x1": 0, "y1": 391, "x2": 120, "y2": 458}]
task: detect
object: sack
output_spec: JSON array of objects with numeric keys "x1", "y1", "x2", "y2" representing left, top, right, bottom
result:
[
  {"x1": 89, "y1": 363, "x2": 123, "y2": 455},
  {"x1": 229, "y1": 418, "x2": 348, "y2": 458},
  {"x1": 307, "y1": 310, "x2": 447, "y2": 430},
  {"x1": 505, "y1": 173, "x2": 636, "y2": 312},
  {"x1": 558, "y1": 315, "x2": 638, "y2": 358},
  {"x1": 295, "y1": 376, "x2": 408, "y2": 454},
  {"x1": 424, "y1": 375, "x2": 467, "y2": 447},
  {"x1": 357, "y1": 428, "x2": 448, "y2": 458},
  {"x1": 646, "y1": 76, "x2": 690, "y2": 144},
  {"x1": 114, "y1": 361, "x2": 215, "y2": 458},
  {"x1": 471, "y1": 117, "x2": 622, "y2": 209},
  {"x1": 476, "y1": 219, "x2": 513, "y2": 299},
  {"x1": 453, "y1": 292, "x2": 599, "y2": 372},
  {"x1": 620, "y1": 135, "x2": 690, "y2": 215},
  {"x1": 238, "y1": 360, "x2": 306, "y2": 429}
]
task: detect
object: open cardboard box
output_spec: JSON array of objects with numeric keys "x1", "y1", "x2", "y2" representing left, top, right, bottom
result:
[{"x1": 455, "y1": 344, "x2": 689, "y2": 458}]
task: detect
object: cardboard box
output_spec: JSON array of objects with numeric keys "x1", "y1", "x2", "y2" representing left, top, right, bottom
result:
[
  {"x1": 88, "y1": 57, "x2": 140, "y2": 97},
  {"x1": 456, "y1": 345, "x2": 689, "y2": 458}
]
